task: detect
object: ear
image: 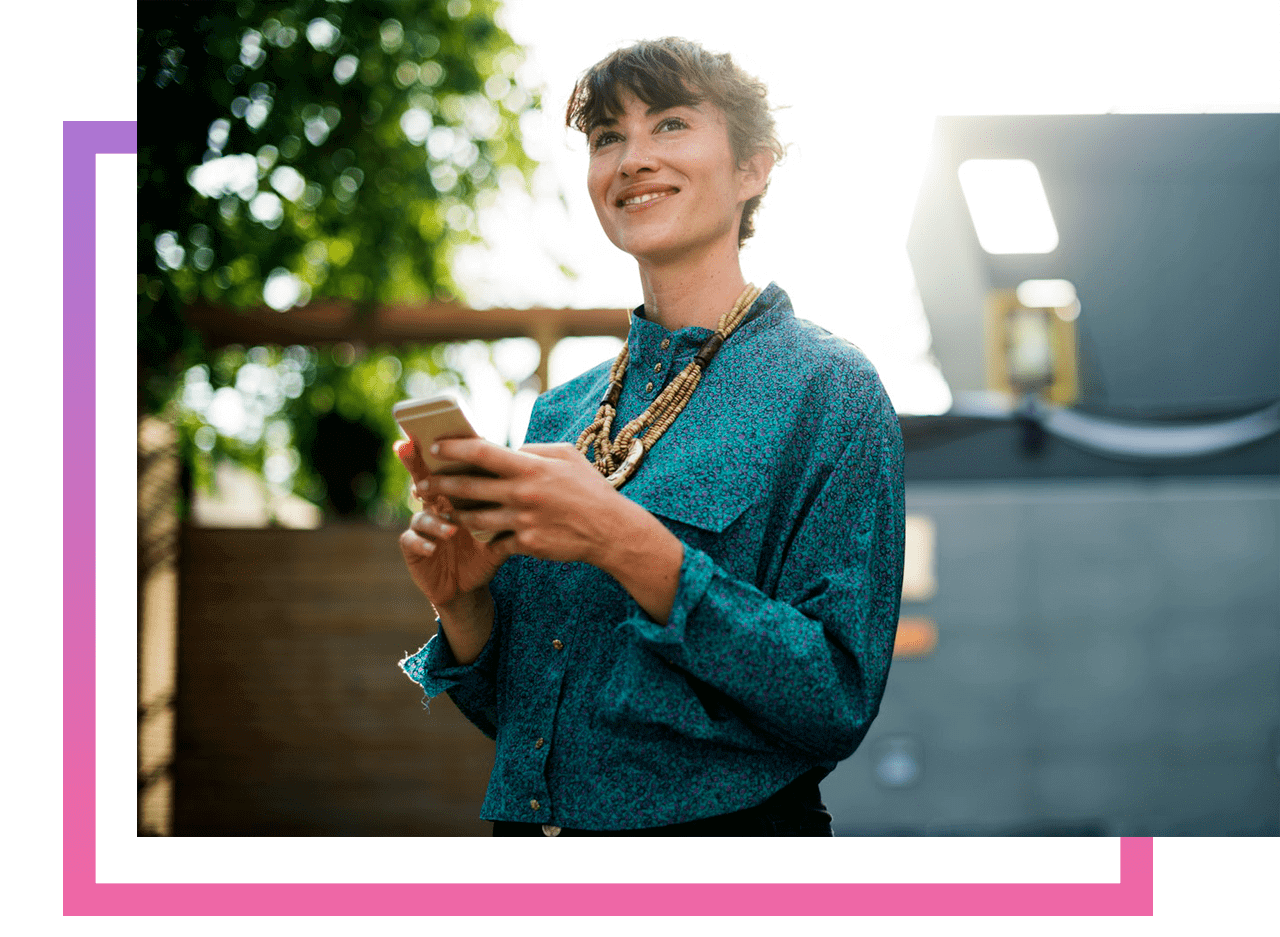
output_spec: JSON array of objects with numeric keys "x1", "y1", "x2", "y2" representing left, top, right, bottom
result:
[{"x1": 737, "y1": 148, "x2": 774, "y2": 202}]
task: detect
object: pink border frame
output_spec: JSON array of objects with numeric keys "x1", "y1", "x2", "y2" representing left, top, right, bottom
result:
[{"x1": 64, "y1": 119, "x2": 1153, "y2": 917}]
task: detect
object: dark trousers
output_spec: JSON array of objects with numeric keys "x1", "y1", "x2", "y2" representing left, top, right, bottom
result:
[{"x1": 492, "y1": 769, "x2": 833, "y2": 836}]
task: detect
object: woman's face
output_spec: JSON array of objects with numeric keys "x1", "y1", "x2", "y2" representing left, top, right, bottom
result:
[{"x1": 586, "y1": 90, "x2": 767, "y2": 266}]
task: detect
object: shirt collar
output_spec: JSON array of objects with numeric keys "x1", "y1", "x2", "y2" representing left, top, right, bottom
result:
[{"x1": 626, "y1": 282, "x2": 791, "y2": 362}]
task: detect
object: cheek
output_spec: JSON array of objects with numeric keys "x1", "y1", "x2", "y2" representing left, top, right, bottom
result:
[{"x1": 587, "y1": 165, "x2": 611, "y2": 209}]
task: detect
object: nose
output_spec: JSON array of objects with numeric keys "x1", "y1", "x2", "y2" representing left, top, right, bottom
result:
[{"x1": 617, "y1": 136, "x2": 658, "y2": 177}]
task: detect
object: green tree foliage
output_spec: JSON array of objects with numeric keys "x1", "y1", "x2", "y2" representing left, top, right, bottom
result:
[{"x1": 138, "y1": 0, "x2": 542, "y2": 521}]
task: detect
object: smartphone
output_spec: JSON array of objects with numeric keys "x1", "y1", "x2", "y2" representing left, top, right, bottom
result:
[{"x1": 393, "y1": 391, "x2": 500, "y2": 541}]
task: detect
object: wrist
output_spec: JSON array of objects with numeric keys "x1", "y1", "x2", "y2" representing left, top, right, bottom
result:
[
  {"x1": 433, "y1": 587, "x2": 495, "y2": 666},
  {"x1": 593, "y1": 498, "x2": 684, "y2": 622},
  {"x1": 588, "y1": 494, "x2": 654, "y2": 575},
  {"x1": 434, "y1": 586, "x2": 493, "y2": 627}
]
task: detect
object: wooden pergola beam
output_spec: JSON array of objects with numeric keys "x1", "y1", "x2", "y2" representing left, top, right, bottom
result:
[
  {"x1": 186, "y1": 301, "x2": 631, "y2": 347},
  {"x1": 187, "y1": 301, "x2": 631, "y2": 390}
]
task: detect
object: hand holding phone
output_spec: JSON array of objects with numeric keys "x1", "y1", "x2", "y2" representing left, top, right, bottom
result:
[
  {"x1": 393, "y1": 391, "x2": 500, "y2": 541},
  {"x1": 393, "y1": 399, "x2": 506, "y2": 662}
]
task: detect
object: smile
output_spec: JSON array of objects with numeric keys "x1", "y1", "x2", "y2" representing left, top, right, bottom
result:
[{"x1": 618, "y1": 188, "x2": 678, "y2": 208}]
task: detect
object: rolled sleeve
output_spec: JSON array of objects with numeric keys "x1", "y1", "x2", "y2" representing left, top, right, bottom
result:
[
  {"x1": 615, "y1": 400, "x2": 905, "y2": 763},
  {"x1": 399, "y1": 621, "x2": 498, "y2": 700},
  {"x1": 625, "y1": 541, "x2": 718, "y2": 644},
  {"x1": 401, "y1": 623, "x2": 499, "y2": 739}
]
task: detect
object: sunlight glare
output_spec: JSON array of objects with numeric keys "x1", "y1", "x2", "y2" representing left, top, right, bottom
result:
[
  {"x1": 548, "y1": 337, "x2": 623, "y2": 390},
  {"x1": 957, "y1": 159, "x2": 1060, "y2": 255}
]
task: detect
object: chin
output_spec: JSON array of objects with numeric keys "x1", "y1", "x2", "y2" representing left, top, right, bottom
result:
[
  {"x1": 613, "y1": 225, "x2": 701, "y2": 261},
  {"x1": 622, "y1": 240, "x2": 696, "y2": 267}
]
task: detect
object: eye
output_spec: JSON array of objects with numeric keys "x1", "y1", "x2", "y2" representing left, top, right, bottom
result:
[
  {"x1": 590, "y1": 130, "x2": 621, "y2": 151},
  {"x1": 656, "y1": 116, "x2": 688, "y2": 132}
]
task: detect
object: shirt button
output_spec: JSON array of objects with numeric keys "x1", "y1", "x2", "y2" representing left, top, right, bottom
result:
[
  {"x1": 645, "y1": 381, "x2": 654, "y2": 393},
  {"x1": 551, "y1": 639, "x2": 564, "y2": 651},
  {"x1": 660, "y1": 338, "x2": 670, "y2": 349},
  {"x1": 530, "y1": 799, "x2": 540, "y2": 811},
  {"x1": 535, "y1": 737, "x2": 545, "y2": 749},
  {"x1": 653, "y1": 362, "x2": 663, "y2": 373}
]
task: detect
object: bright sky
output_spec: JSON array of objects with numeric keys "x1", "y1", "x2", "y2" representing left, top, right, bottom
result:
[{"x1": 448, "y1": 0, "x2": 1280, "y2": 416}]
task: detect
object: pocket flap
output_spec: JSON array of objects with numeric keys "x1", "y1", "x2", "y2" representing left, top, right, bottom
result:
[{"x1": 625, "y1": 458, "x2": 759, "y2": 533}]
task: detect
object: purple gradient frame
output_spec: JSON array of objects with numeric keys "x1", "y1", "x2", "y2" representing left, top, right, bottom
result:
[{"x1": 64, "y1": 118, "x2": 1153, "y2": 917}]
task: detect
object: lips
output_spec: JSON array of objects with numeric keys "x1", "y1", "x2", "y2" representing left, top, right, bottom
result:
[{"x1": 616, "y1": 184, "x2": 678, "y2": 208}]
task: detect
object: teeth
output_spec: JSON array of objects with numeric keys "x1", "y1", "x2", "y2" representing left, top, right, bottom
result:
[{"x1": 622, "y1": 191, "x2": 671, "y2": 206}]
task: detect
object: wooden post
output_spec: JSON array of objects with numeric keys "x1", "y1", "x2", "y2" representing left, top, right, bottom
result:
[
  {"x1": 532, "y1": 318, "x2": 560, "y2": 394},
  {"x1": 138, "y1": 416, "x2": 180, "y2": 835}
]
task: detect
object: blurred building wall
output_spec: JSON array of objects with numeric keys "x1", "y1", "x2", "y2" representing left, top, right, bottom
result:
[{"x1": 823, "y1": 475, "x2": 1280, "y2": 835}]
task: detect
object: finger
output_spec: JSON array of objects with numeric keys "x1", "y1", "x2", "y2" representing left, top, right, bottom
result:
[
  {"x1": 408, "y1": 510, "x2": 458, "y2": 540},
  {"x1": 423, "y1": 473, "x2": 514, "y2": 504},
  {"x1": 399, "y1": 527, "x2": 438, "y2": 557},
  {"x1": 518, "y1": 442, "x2": 582, "y2": 462},
  {"x1": 432, "y1": 437, "x2": 538, "y2": 478},
  {"x1": 411, "y1": 479, "x2": 481, "y2": 516},
  {"x1": 452, "y1": 505, "x2": 522, "y2": 535},
  {"x1": 408, "y1": 488, "x2": 456, "y2": 517},
  {"x1": 426, "y1": 493, "x2": 455, "y2": 519},
  {"x1": 396, "y1": 438, "x2": 433, "y2": 487}
]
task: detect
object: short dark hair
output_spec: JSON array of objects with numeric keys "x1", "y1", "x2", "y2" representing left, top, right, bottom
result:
[{"x1": 566, "y1": 37, "x2": 784, "y2": 247}]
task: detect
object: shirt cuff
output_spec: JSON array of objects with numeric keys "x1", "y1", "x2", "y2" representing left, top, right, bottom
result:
[
  {"x1": 398, "y1": 619, "x2": 497, "y2": 698},
  {"x1": 623, "y1": 543, "x2": 717, "y2": 654}
]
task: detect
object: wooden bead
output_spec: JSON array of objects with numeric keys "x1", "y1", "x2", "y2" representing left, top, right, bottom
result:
[{"x1": 576, "y1": 284, "x2": 761, "y2": 489}]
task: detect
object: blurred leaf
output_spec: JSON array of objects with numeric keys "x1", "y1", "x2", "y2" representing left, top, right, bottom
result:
[{"x1": 139, "y1": 0, "x2": 542, "y2": 521}]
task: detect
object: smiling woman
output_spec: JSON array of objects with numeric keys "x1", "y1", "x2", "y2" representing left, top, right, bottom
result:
[
  {"x1": 568, "y1": 37, "x2": 784, "y2": 254},
  {"x1": 394, "y1": 37, "x2": 906, "y2": 837},
  {"x1": 583, "y1": 95, "x2": 764, "y2": 269}
]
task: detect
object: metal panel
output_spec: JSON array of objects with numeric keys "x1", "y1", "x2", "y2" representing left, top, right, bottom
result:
[{"x1": 825, "y1": 478, "x2": 1280, "y2": 835}]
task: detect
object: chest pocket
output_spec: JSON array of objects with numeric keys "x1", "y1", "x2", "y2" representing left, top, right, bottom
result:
[{"x1": 622, "y1": 445, "x2": 766, "y2": 559}]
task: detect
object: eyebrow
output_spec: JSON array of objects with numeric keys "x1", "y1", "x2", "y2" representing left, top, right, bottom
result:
[{"x1": 589, "y1": 102, "x2": 702, "y2": 132}]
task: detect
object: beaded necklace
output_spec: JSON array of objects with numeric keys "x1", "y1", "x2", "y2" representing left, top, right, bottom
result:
[{"x1": 575, "y1": 283, "x2": 763, "y2": 488}]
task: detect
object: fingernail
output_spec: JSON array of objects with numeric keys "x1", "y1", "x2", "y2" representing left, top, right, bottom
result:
[
  {"x1": 429, "y1": 442, "x2": 440, "y2": 455},
  {"x1": 440, "y1": 522, "x2": 456, "y2": 534}
]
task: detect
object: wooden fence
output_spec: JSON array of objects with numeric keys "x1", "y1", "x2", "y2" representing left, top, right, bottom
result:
[
  {"x1": 170, "y1": 514, "x2": 934, "y2": 836},
  {"x1": 175, "y1": 524, "x2": 494, "y2": 836}
]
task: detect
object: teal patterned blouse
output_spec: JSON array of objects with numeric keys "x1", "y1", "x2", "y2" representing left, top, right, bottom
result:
[{"x1": 400, "y1": 283, "x2": 905, "y2": 830}]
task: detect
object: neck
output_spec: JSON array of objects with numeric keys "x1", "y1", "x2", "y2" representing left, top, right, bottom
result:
[{"x1": 635, "y1": 240, "x2": 749, "y2": 332}]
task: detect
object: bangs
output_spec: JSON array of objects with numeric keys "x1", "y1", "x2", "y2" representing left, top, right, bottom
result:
[
  {"x1": 567, "y1": 45, "x2": 705, "y2": 135},
  {"x1": 566, "y1": 37, "x2": 782, "y2": 246}
]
